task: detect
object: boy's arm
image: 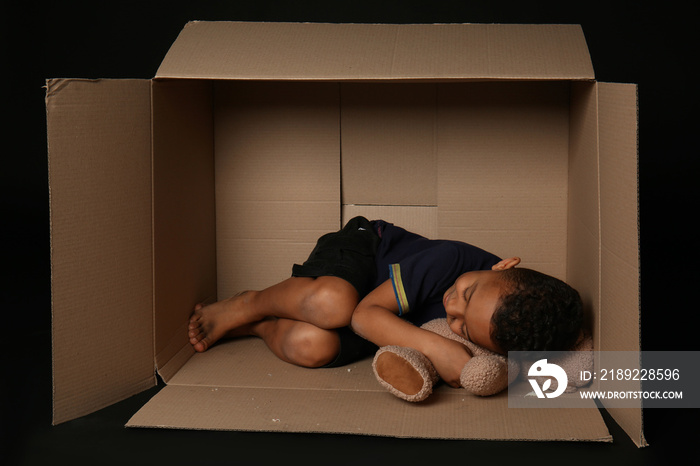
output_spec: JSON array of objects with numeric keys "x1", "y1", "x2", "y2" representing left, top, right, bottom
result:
[{"x1": 351, "y1": 279, "x2": 472, "y2": 387}]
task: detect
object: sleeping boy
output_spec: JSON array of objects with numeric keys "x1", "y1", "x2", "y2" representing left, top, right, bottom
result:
[{"x1": 187, "y1": 216, "x2": 583, "y2": 387}]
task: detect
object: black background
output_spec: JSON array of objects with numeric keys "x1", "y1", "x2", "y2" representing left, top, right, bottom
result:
[{"x1": 2, "y1": 1, "x2": 697, "y2": 464}]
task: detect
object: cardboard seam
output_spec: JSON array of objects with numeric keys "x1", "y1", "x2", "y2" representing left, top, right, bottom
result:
[
  {"x1": 164, "y1": 382, "x2": 390, "y2": 394},
  {"x1": 158, "y1": 341, "x2": 196, "y2": 383},
  {"x1": 338, "y1": 82, "x2": 343, "y2": 224},
  {"x1": 631, "y1": 83, "x2": 647, "y2": 448},
  {"x1": 591, "y1": 82, "x2": 604, "y2": 422},
  {"x1": 389, "y1": 29, "x2": 399, "y2": 78},
  {"x1": 595, "y1": 82, "x2": 603, "y2": 364},
  {"x1": 210, "y1": 80, "x2": 219, "y2": 308},
  {"x1": 150, "y1": 79, "x2": 158, "y2": 385},
  {"x1": 432, "y1": 82, "x2": 438, "y2": 202},
  {"x1": 343, "y1": 204, "x2": 438, "y2": 208},
  {"x1": 46, "y1": 79, "x2": 57, "y2": 424},
  {"x1": 154, "y1": 319, "x2": 193, "y2": 378}
]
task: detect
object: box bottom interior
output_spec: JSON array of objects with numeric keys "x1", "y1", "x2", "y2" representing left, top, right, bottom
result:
[{"x1": 128, "y1": 338, "x2": 611, "y2": 441}]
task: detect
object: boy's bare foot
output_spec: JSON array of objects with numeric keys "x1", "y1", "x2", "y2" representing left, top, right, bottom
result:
[{"x1": 188, "y1": 291, "x2": 257, "y2": 352}]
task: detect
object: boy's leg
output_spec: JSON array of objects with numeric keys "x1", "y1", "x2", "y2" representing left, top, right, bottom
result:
[
  {"x1": 188, "y1": 275, "x2": 359, "y2": 357},
  {"x1": 251, "y1": 317, "x2": 341, "y2": 368},
  {"x1": 188, "y1": 302, "x2": 341, "y2": 367}
]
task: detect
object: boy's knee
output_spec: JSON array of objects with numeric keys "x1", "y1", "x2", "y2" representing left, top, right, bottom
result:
[
  {"x1": 285, "y1": 327, "x2": 340, "y2": 368},
  {"x1": 304, "y1": 277, "x2": 359, "y2": 329}
]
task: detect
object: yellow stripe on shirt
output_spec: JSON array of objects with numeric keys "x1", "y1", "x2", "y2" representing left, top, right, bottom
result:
[{"x1": 389, "y1": 263, "x2": 410, "y2": 316}]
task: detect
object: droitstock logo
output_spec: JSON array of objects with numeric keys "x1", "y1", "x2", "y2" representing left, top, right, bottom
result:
[{"x1": 528, "y1": 359, "x2": 568, "y2": 399}]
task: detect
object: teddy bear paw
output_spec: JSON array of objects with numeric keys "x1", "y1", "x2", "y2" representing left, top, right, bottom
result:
[{"x1": 373, "y1": 346, "x2": 439, "y2": 402}]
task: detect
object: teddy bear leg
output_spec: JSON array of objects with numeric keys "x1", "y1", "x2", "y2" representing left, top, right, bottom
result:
[{"x1": 373, "y1": 346, "x2": 439, "y2": 402}]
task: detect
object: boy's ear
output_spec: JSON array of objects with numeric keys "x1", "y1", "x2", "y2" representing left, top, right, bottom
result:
[{"x1": 491, "y1": 257, "x2": 521, "y2": 270}]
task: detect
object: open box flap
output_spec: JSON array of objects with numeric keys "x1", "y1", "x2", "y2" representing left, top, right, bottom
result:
[
  {"x1": 596, "y1": 82, "x2": 645, "y2": 447},
  {"x1": 156, "y1": 22, "x2": 594, "y2": 81},
  {"x1": 567, "y1": 81, "x2": 643, "y2": 446},
  {"x1": 47, "y1": 79, "x2": 155, "y2": 424}
]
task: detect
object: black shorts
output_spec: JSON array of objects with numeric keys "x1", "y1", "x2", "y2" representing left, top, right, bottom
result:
[
  {"x1": 292, "y1": 216, "x2": 380, "y2": 297},
  {"x1": 291, "y1": 216, "x2": 380, "y2": 367}
]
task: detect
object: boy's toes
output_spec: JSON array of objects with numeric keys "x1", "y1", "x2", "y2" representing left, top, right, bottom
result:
[
  {"x1": 189, "y1": 326, "x2": 204, "y2": 343},
  {"x1": 194, "y1": 338, "x2": 210, "y2": 352},
  {"x1": 189, "y1": 330, "x2": 214, "y2": 352}
]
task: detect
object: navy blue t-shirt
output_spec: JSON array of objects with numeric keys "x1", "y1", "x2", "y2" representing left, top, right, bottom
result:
[{"x1": 371, "y1": 220, "x2": 501, "y2": 326}]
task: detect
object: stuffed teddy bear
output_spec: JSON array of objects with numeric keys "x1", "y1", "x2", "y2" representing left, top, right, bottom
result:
[{"x1": 372, "y1": 318, "x2": 592, "y2": 402}]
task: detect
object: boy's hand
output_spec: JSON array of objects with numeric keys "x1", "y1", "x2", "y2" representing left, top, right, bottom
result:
[{"x1": 423, "y1": 337, "x2": 473, "y2": 387}]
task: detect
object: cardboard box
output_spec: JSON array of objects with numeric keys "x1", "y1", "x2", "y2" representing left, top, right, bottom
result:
[{"x1": 47, "y1": 22, "x2": 642, "y2": 445}]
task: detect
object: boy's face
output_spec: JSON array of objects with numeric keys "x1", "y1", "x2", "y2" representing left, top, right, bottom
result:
[{"x1": 442, "y1": 270, "x2": 507, "y2": 354}]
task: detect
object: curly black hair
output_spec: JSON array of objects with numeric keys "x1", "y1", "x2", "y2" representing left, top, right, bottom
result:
[{"x1": 490, "y1": 268, "x2": 583, "y2": 356}]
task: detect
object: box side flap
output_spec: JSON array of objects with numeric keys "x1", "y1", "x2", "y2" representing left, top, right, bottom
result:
[
  {"x1": 128, "y1": 339, "x2": 610, "y2": 441},
  {"x1": 214, "y1": 82, "x2": 340, "y2": 297},
  {"x1": 156, "y1": 22, "x2": 594, "y2": 81},
  {"x1": 47, "y1": 79, "x2": 155, "y2": 424},
  {"x1": 152, "y1": 80, "x2": 217, "y2": 380},
  {"x1": 597, "y1": 82, "x2": 644, "y2": 446},
  {"x1": 597, "y1": 82, "x2": 640, "y2": 350}
]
